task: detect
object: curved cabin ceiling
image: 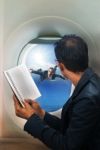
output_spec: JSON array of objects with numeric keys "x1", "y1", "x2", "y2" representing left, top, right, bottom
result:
[{"x1": 4, "y1": 0, "x2": 100, "y2": 74}]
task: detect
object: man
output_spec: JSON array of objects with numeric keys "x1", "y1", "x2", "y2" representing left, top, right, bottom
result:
[
  {"x1": 13, "y1": 35, "x2": 100, "y2": 150},
  {"x1": 30, "y1": 66, "x2": 65, "y2": 81}
]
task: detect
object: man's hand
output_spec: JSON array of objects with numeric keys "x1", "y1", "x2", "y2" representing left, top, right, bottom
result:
[
  {"x1": 25, "y1": 99, "x2": 45, "y2": 119},
  {"x1": 13, "y1": 95, "x2": 35, "y2": 120}
]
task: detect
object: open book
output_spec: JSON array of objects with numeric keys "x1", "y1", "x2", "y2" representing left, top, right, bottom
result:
[{"x1": 4, "y1": 65, "x2": 41, "y2": 107}]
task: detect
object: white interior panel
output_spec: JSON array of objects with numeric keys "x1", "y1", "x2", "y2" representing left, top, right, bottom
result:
[
  {"x1": 0, "y1": 0, "x2": 3, "y2": 137},
  {"x1": 1, "y1": 0, "x2": 100, "y2": 147}
]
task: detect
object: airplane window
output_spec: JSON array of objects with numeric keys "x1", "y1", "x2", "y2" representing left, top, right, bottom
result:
[{"x1": 18, "y1": 39, "x2": 72, "y2": 112}]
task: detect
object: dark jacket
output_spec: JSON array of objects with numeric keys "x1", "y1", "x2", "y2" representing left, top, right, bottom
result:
[{"x1": 24, "y1": 68, "x2": 100, "y2": 150}]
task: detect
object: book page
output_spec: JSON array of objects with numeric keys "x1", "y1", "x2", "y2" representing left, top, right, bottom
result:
[{"x1": 4, "y1": 65, "x2": 41, "y2": 106}]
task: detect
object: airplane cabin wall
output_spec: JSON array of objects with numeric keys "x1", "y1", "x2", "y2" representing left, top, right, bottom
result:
[
  {"x1": 0, "y1": 0, "x2": 4, "y2": 137},
  {"x1": 1, "y1": 0, "x2": 100, "y2": 139}
]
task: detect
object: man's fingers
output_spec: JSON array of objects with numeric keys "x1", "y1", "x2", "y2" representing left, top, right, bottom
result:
[
  {"x1": 13, "y1": 95, "x2": 19, "y2": 104},
  {"x1": 13, "y1": 94, "x2": 17, "y2": 101},
  {"x1": 25, "y1": 99, "x2": 36, "y2": 106},
  {"x1": 13, "y1": 95, "x2": 18, "y2": 105},
  {"x1": 13, "y1": 95, "x2": 22, "y2": 112},
  {"x1": 23, "y1": 101, "x2": 33, "y2": 109},
  {"x1": 25, "y1": 99, "x2": 33, "y2": 104}
]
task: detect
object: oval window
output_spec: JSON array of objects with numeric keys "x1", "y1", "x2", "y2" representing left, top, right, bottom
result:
[{"x1": 18, "y1": 37, "x2": 72, "y2": 112}]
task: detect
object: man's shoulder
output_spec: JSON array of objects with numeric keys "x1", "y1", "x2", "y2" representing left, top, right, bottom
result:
[
  {"x1": 81, "y1": 73, "x2": 100, "y2": 99},
  {"x1": 88, "y1": 72, "x2": 100, "y2": 90}
]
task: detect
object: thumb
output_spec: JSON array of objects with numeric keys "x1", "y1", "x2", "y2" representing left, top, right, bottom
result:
[
  {"x1": 25, "y1": 99, "x2": 35, "y2": 105},
  {"x1": 31, "y1": 101, "x2": 41, "y2": 110},
  {"x1": 24, "y1": 101, "x2": 32, "y2": 109}
]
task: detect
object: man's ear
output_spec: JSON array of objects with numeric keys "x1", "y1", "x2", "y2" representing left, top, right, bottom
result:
[{"x1": 59, "y1": 63, "x2": 65, "y2": 71}]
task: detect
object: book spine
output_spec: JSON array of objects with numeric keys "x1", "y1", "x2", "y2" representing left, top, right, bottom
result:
[{"x1": 6, "y1": 72, "x2": 24, "y2": 101}]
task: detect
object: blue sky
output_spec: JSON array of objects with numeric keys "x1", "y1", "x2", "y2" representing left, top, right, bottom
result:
[{"x1": 23, "y1": 43, "x2": 72, "y2": 112}]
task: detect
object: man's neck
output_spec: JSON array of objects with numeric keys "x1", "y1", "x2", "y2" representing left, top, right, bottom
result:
[
  {"x1": 67, "y1": 71, "x2": 84, "y2": 86},
  {"x1": 72, "y1": 73, "x2": 84, "y2": 86}
]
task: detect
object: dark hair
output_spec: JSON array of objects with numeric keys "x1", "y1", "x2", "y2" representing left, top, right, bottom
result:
[{"x1": 54, "y1": 34, "x2": 89, "y2": 72}]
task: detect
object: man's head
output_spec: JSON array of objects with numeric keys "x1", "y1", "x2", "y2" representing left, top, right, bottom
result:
[{"x1": 55, "y1": 35, "x2": 89, "y2": 73}]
